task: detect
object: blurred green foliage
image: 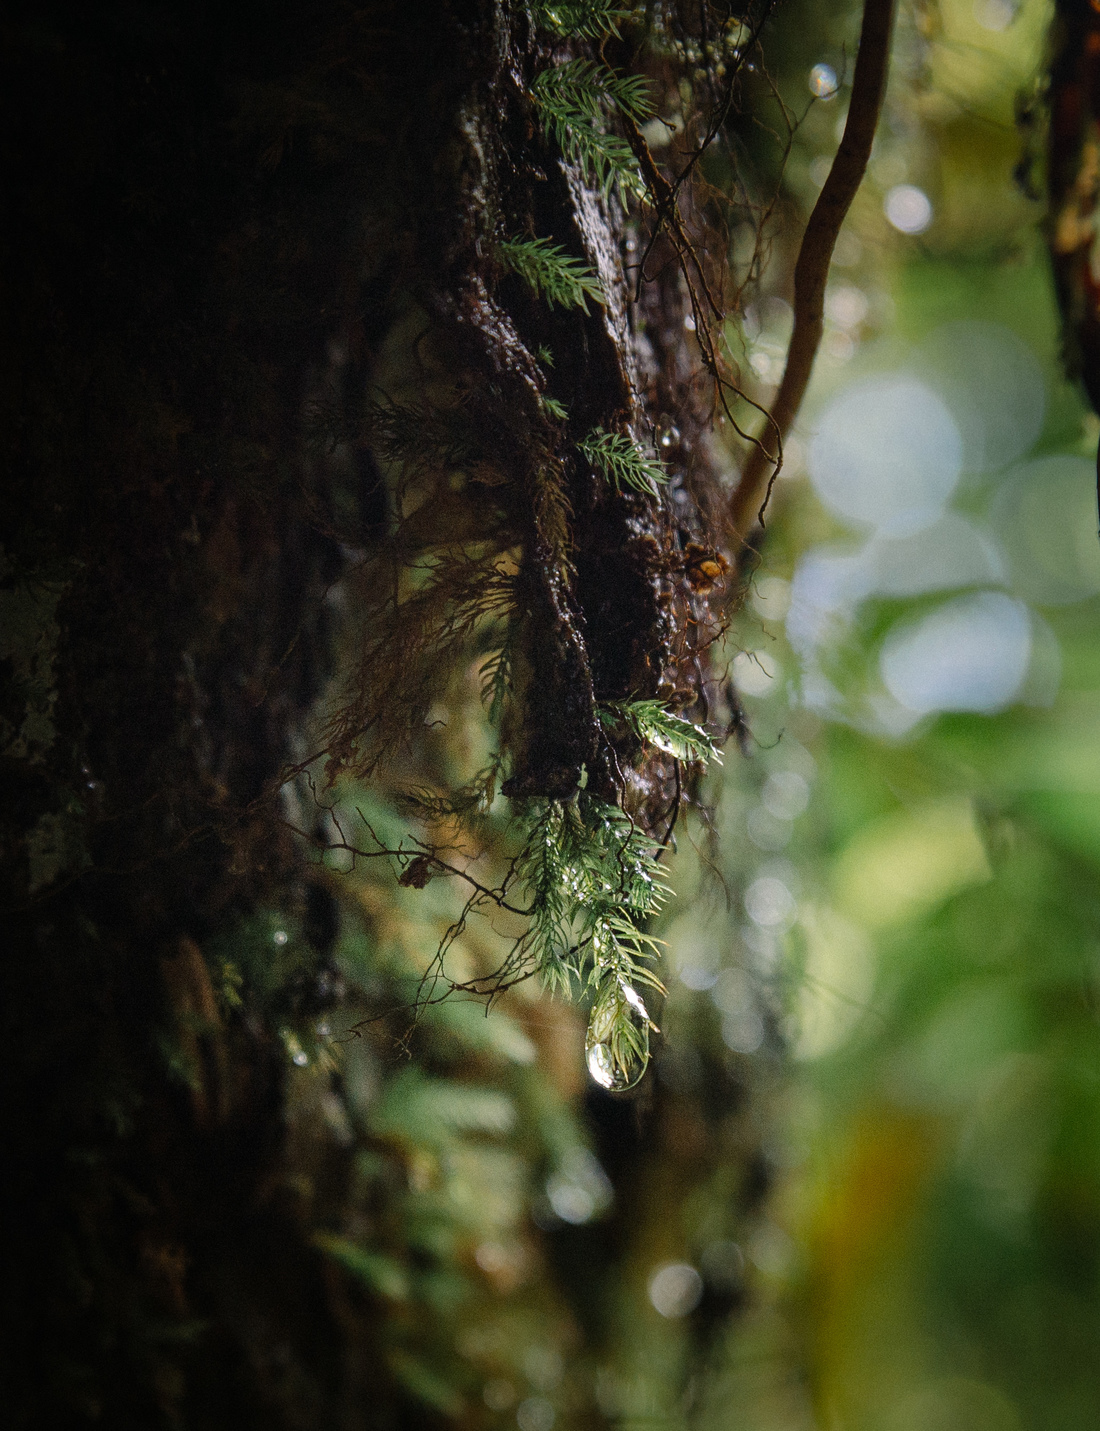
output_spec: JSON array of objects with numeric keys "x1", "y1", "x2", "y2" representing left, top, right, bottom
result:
[{"x1": 685, "y1": 4, "x2": 1100, "y2": 1428}]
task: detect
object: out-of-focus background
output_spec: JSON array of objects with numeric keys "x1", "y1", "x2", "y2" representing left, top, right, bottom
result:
[{"x1": 676, "y1": 2, "x2": 1100, "y2": 1426}]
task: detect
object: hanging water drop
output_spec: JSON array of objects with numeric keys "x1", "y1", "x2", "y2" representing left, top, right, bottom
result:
[
  {"x1": 808, "y1": 63, "x2": 838, "y2": 99},
  {"x1": 656, "y1": 416, "x2": 681, "y2": 449},
  {"x1": 585, "y1": 980, "x2": 653, "y2": 1091}
]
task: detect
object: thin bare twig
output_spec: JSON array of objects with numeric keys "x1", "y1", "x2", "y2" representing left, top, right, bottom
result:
[{"x1": 728, "y1": 0, "x2": 896, "y2": 544}]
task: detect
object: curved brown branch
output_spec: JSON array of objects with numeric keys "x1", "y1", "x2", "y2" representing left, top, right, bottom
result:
[{"x1": 728, "y1": 0, "x2": 897, "y2": 545}]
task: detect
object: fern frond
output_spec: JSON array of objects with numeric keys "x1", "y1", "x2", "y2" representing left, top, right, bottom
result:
[
  {"x1": 366, "y1": 395, "x2": 480, "y2": 474},
  {"x1": 530, "y1": 60, "x2": 651, "y2": 200},
  {"x1": 532, "y1": 0, "x2": 631, "y2": 40},
  {"x1": 478, "y1": 620, "x2": 518, "y2": 727},
  {"x1": 579, "y1": 428, "x2": 666, "y2": 496},
  {"x1": 534, "y1": 58, "x2": 653, "y2": 125},
  {"x1": 499, "y1": 236, "x2": 604, "y2": 312},
  {"x1": 514, "y1": 795, "x2": 669, "y2": 1001},
  {"x1": 604, "y1": 698, "x2": 722, "y2": 764},
  {"x1": 532, "y1": 460, "x2": 572, "y2": 560},
  {"x1": 390, "y1": 784, "x2": 668, "y2": 1082},
  {"x1": 396, "y1": 764, "x2": 501, "y2": 821},
  {"x1": 323, "y1": 554, "x2": 516, "y2": 781},
  {"x1": 601, "y1": 70, "x2": 655, "y2": 125}
]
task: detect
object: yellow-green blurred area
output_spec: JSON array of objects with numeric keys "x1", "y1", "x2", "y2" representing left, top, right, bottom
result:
[{"x1": 686, "y1": 1, "x2": 1100, "y2": 1426}]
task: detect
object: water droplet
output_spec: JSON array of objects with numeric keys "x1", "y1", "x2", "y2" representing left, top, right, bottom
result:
[
  {"x1": 656, "y1": 416, "x2": 681, "y2": 449},
  {"x1": 273, "y1": 929, "x2": 289, "y2": 946},
  {"x1": 292, "y1": 1050, "x2": 309, "y2": 1066},
  {"x1": 808, "y1": 63, "x2": 838, "y2": 99},
  {"x1": 585, "y1": 981, "x2": 652, "y2": 1091}
]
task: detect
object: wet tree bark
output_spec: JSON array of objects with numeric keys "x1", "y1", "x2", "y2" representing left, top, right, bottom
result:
[{"x1": 1, "y1": 3, "x2": 743, "y2": 1426}]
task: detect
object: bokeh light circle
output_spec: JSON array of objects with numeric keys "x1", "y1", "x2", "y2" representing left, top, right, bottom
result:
[
  {"x1": 880, "y1": 590, "x2": 1031, "y2": 714},
  {"x1": 648, "y1": 1263, "x2": 704, "y2": 1318},
  {"x1": 808, "y1": 63, "x2": 838, "y2": 98},
  {"x1": 885, "y1": 184, "x2": 933, "y2": 234},
  {"x1": 808, "y1": 376, "x2": 963, "y2": 533}
]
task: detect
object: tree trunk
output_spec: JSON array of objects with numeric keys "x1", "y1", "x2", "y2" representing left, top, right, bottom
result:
[{"x1": 2, "y1": 3, "x2": 763, "y2": 1426}]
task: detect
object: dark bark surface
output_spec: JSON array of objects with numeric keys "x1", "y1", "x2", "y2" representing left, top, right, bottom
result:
[
  {"x1": 1, "y1": 3, "x2": 743, "y2": 1427},
  {"x1": 2, "y1": 4, "x2": 369, "y2": 1424}
]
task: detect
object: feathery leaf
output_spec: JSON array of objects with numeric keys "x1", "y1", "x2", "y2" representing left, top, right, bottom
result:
[
  {"x1": 605, "y1": 698, "x2": 722, "y2": 764},
  {"x1": 532, "y1": 0, "x2": 632, "y2": 40},
  {"x1": 530, "y1": 59, "x2": 651, "y2": 200},
  {"x1": 579, "y1": 428, "x2": 666, "y2": 496},
  {"x1": 499, "y1": 236, "x2": 605, "y2": 311}
]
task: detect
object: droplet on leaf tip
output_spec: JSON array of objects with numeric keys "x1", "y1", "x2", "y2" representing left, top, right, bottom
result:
[{"x1": 585, "y1": 980, "x2": 651, "y2": 1091}]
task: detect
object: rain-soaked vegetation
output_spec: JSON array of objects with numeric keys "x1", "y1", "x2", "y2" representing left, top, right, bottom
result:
[{"x1": 5, "y1": 1, "x2": 1100, "y2": 1428}]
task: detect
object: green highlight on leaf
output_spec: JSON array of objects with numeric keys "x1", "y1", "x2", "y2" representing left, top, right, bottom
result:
[
  {"x1": 579, "y1": 427, "x2": 666, "y2": 495},
  {"x1": 532, "y1": 0, "x2": 632, "y2": 40},
  {"x1": 313, "y1": 1234, "x2": 411, "y2": 1301},
  {"x1": 516, "y1": 793, "x2": 668, "y2": 989},
  {"x1": 530, "y1": 58, "x2": 652, "y2": 200},
  {"x1": 603, "y1": 698, "x2": 722, "y2": 765},
  {"x1": 499, "y1": 235, "x2": 605, "y2": 312},
  {"x1": 512, "y1": 794, "x2": 668, "y2": 1088}
]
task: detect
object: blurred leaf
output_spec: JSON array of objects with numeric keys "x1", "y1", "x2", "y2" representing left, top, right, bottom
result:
[{"x1": 313, "y1": 1234, "x2": 410, "y2": 1301}]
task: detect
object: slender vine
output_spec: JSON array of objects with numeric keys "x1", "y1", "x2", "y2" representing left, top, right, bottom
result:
[{"x1": 729, "y1": 0, "x2": 898, "y2": 543}]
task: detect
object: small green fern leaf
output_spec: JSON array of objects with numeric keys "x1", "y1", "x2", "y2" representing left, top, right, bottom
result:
[
  {"x1": 579, "y1": 428, "x2": 666, "y2": 496},
  {"x1": 534, "y1": 57, "x2": 653, "y2": 124},
  {"x1": 514, "y1": 795, "x2": 670, "y2": 999},
  {"x1": 478, "y1": 627, "x2": 516, "y2": 727},
  {"x1": 499, "y1": 236, "x2": 604, "y2": 311},
  {"x1": 603, "y1": 699, "x2": 721, "y2": 765},
  {"x1": 532, "y1": 0, "x2": 631, "y2": 40},
  {"x1": 397, "y1": 764, "x2": 502, "y2": 821},
  {"x1": 530, "y1": 59, "x2": 651, "y2": 200}
]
